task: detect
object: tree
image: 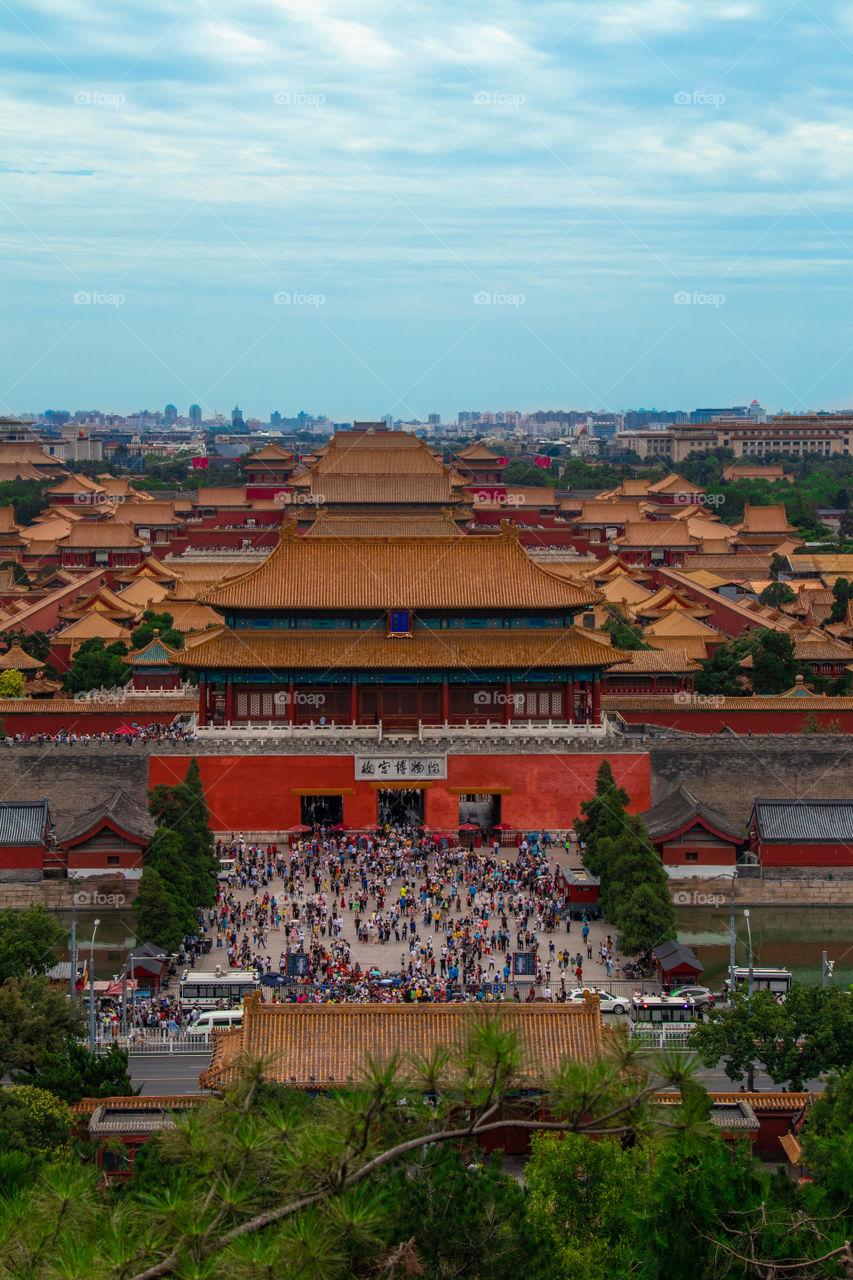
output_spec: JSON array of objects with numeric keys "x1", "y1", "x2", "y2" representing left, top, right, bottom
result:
[
  {"x1": 0, "y1": 668, "x2": 25, "y2": 698},
  {"x1": 0, "y1": 559, "x2": 29, "y2": 586},
  {"x1": 750, "y1": 630, "x2": 801, "y2": 694},
  {"x1": 0, "y1": 976, "x2": 84, "y2": 1073},
  {"x1": 829, "y1": 576, "x2": 853, "y2": 623},
  {"x1": 0, "y1": 1085, "x2": 71, "y2": 1160},
  {"x1": 13, "y1": 1041, "x2": 136, "y2": 1104},
  {"x1": 759, "y1": 580, "x2": 796, "y2": 608},
  {"x1": 526, "y1": 1131, "x2": 643, "y2": 1279},
  {"x1": 148, "y1": 756, "x2": 217, "y2": 910},
  {"x1": 132, "y1": 867, "x2": 186, "y2": 953},
  {"x1": 63, "y1": 637, "x2": 130, "y2": 694},
  {"x1": 131, "y1": 609, "x2": 184, "y2": 651},
  {"x1": 574, "y1": 760, "x2": 630, "y2": 877},
  {"x1": 602, "y1": 605, "x2": 650, "y2": 650},
  {"x1": 692, "y1": 984, "x2": 853, "y2": 1090},
  {"x1": 0, "y1": 903, "x2": 66, "y2": 977}
]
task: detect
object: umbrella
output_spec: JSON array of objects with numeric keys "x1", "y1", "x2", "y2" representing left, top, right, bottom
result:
[
  {"x1": 363, "y1": 823, "x2": 382, "y2": 832},
  {"x1": 115, "y1": 725, "x2": 138, "y2": 735},
  {"x1": 458, "y1": 823, "x2": 480, "y2": 832},
  {"x1": 287, "y1": 824, "x2": 312, "y2": 835},
  {"x1": 492, "y1": 823, "x2": 515, "y2": 831},
  {"x1": 260, "y1": 974, "x2": 287, "y2": 987},
  {"x1": 331, "y1": 823, "x2": 352, "y2": 832}
]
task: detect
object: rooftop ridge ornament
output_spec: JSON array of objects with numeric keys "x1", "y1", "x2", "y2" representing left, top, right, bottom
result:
[
  {"x1": 498, "y1": 518, "x2": 519, "y2": 542},
  {"x1": 278, "y1": 518, "x2": 300, "y2": 543}
]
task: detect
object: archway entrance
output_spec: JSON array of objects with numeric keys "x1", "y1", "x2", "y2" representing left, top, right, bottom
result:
[
  {"x1": 458, "y1": 793, "x2": 501, "y2": 832},
  {"x1": 300, "y1": 795, "x2": 344, "y2": 828},
  {"x1": 376, "y1": 788, "x2": 425, "y2": 828}
]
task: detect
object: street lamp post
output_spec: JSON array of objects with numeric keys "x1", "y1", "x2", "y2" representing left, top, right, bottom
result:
[
  {"x1": 744, "y1": 909, "x2": 754, "y2": 1092},
  {"x1": 88, "y1": 918, "x2": 101, "y2": 1052}
]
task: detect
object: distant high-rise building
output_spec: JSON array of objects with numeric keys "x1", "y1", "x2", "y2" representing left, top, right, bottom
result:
[
  {"x1": 232, "y1": 405, "x2": 246, "y2": 431},
  {"x1": 164, "y1": 403, "x2": 178, "y2": 423},
  {"x1": 428, "y1": 413, "x2": 440, "y2": 426},
  {"x1": 270, "y1": 411, "x2": 282, "y2": 428},
  {"x1": 189, "y1": 404, "x2": 202, "y2": 424}
]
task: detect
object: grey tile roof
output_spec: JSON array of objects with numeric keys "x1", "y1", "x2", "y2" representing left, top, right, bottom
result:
[
  {"x1": 710, "y1": 1101, "x2": 760, "y2": 1131},
  {"x1": 59, "y1": 789, "x2": 156, "y2": 845},
  {"x1": 753, "y1": 800, "x2": 853, "y2": 843},
  {"x1": 0, "y1": 799, "x2": 50, "y2": 845},
  {"x1": 651, "y1": 940, "x2": 704, "y2": 975},
  {"x1": 641, "y1": 786, "x2": 745, "y2": 843}
]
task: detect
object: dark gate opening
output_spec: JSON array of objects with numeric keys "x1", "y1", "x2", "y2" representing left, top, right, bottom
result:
[
  {"x1": 376, "y1": 788, "x2": 425, "y2": 828},
  {"x1": 300, "y1": 795, "x2": 344, "y2": 827},
  {"x1": 458, "y1": 793, "x2": 501, "y2": 832}
]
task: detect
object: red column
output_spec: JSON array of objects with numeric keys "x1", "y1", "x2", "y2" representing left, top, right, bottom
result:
[
  {"x1": 198, "y1": 678, "x2": 207, "y2": 727},
  {"x1": 441, "y1": 679, "x2": 449, "y2": 724},
  {"x1": 287, "y1": 679, "x2": 295, "y2": 725},
  {"x1": 504, "y1": 679, "x2": 512, "y2": 724},
  {"x1": 592, "y1": 675, "x2": 601, "y2": 724},
  {"x1": 350, "y1": 679, "x2": 358, "y2": 724},
  {"x1": 565, "y1": 677, "x2": 575, "y2": 723},
  {"x1": 225, "y1": 680, "x2": 235, "y2": 724}
]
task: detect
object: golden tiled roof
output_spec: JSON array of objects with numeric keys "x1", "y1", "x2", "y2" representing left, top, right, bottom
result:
[
  {"x1": 246, "y1": 443, "x2": 294, "y2": 463},
  {"x1": 184, "y1": 626, "x2": 627, "y2": 671},
  {"x1": 607, "y1": 648, "x2": 700, "y2": 674},
  {"x1": 62, "y1": 522, "x2": 144, "y2": 549},
  {"x1": 48, "y1": 474, "x2": 105, "y2": 496},
  {"x1": 0, "y1": 696, "x2": 196, "y2": 715},
  {"x1": 203, "y1": 526, "x2": 601, "y2": 612},
  {"x1": 298, "y1": 475, "x2": 458, "y2": 504},
  {"x1": 305, "y1": 510, "x2": 464, "y2": 539},
  {"x1": 200, "y1": 997, "x2": 605, "y2": 1090},
  {"x1": 615, "y1": 522, "x2": 699, "y2": 549},
  {"x1": 0, "y1": 643, "x2": 44, "y2": 671},
  {"x1": 113, "y1": 502, "x2": 183, "y2": 525},
  {"x1": 736, "y1": 504, "x2": 796, "y2": 534}
]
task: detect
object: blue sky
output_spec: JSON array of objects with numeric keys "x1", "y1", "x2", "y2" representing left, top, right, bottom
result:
[{"x1": 2, "y1": 0, "x2": 853, "y2": 421}]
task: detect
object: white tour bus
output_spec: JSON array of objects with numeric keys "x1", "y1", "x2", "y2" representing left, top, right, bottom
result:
[
  {"x1": 726, "y1": 967, "x2": 793, "y2": 996},
  {"x1": 179, "y1": 966, "x2": 259, "y2": 1009},
  {"x1": 629, "y1": 994, "x2": 698, "y2": 1038}
]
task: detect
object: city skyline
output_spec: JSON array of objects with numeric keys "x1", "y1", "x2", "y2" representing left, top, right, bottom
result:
[{"x1": 3, "y1": 2, "x2": 853, "y2": 417}]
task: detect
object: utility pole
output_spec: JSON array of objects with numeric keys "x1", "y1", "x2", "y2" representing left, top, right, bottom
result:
[
  {"x1": 729, "y1": 877, "x2": 736, "y2": 997},
  {"x1": 744, "y1": 909, "x2": 755, "y2": 1092},
  {"x1": 69, "y1": 877, "x2": 77, "y2": 999},
  {"x1": 88, "y1": 918, "x2": 100, "y2": 1053},
  {"x1": 823, "y1": 951, "x2": 835, "y2": 987}
]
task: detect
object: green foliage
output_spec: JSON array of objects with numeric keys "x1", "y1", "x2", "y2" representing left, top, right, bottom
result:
[
  {"x1": 759, "y1": 580, "x2": 796, "y2": 607},
  {"x1": 0, "y1": 668, "x2": 25, "y2": 698},
  {"x1": 0, "y1": 1085, "x2": 71, "y2": 1159},
  {"x1": 829, "y1": 575, "x2": 853, "y2": 623},
  {"x1": 751, "y1": 629, "x2": 800, "y2": 694},
  {"x1": 0, "y1": 975, "x2": 84, "y2": 1073},
  {"x1": 133, "y1": 867, "x2": 186, "y2": 953},
  {"x1": 695, "y1": 627, "x2": 811, "y2": 697},
  {"x1": 526, "y1": 1132, "x2": 642, "y2": 1278},
  {"x1": 0, "y1": 903, "x2": 66, "y2": 977},
  {"x1": 63, "y1": 637, "x2": 131, "y2": 694},
  {"x1": 602, "y1": 605, "x2": 650, "y2": 650},
  {"x1": 130, "y1": 609, "x2": 184, "y2": 651},
  {"x1": 692, "y1": 984, "x2": 853, "y2": 1090},
  {"x1": 575, "y1": 763, "x2": 675, "y2": 956},
  {"x1": 0, "y1": 477, "x2": 51, "y2": 525},
  {"x1": 13, "y1": 1041, "x2": 135, "y2": 1104},
  {"x1": 0, "y1": 559, "x2": 29, "y2": 585},
  {"x1": 0, "y1": 628, "x2": 50, "y2": 663}
]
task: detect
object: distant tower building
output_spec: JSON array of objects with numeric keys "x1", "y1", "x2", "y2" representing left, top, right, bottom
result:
[
  {"x1": 428, "y1": 413, "x2": 440, "y2": 427},
  {"x1": 270, "y1": 411, "x2": 282, "y2": 428},
  {"x1": 189, "y1": 404, "x2": 202, "y2": 424},
  {"x1": 164, "y1": 403, "x2": 178, "y2": 424},
  {"x1": 232, "y1": 405, "x2": 246, "y2": 431}
]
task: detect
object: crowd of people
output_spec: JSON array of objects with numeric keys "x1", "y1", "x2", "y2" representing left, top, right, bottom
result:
[
  {"x1": 4, "y1": 722, "x2": 196, "y2": 745},
  {"x1": 204, "y1": 825, "x2": 625, "y2": 1004}
]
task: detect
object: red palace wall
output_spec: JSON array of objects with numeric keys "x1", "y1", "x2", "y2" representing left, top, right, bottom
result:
[
  {"x1": 612, "y1": 706, "x2": 853, "y2": 733},
  {"x1": 149, "y1": 752, "x2": 651, "y2": 833},
  {"x1": 760, "y1": 842, "x2": 853, "y2": 867}
]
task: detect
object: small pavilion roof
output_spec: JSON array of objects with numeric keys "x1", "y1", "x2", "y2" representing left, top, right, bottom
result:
[
  {"x1": 641, "y1": 785, "x2": 744, "y2": 843},
  {"x1": 0, "y1": 643, "x2": 44, "y2": 671},
  {"x1": 60, "y1": 788, "x2": 156, "y2": 845}
]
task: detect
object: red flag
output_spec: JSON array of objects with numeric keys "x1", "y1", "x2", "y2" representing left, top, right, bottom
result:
[
  {"x1": 534, "y1": 455, "x2": 552, "y2": 468},
  {"x1": 497, "y1": 456, "x2": 509, "y2": 465},
  {"x1": 192, "y1": 456, "x2": 209, "y2": 469}
]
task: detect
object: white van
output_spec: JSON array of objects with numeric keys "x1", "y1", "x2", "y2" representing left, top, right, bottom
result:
[
  {"x1": 186, "y1": 1008, "x2": 243, "y2": 1039},
  {"x1": 217, "y1": 859, "x2": 237, "y2": 883}
]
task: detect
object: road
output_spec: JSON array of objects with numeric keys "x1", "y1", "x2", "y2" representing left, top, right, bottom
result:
[{"x1": 128, "y1": 1051, "x2": 824, "y2": 1097}]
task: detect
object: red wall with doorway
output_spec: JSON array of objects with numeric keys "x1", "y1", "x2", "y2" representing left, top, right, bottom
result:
[{"x1": 149, "y1": 752, "x2": 650, "y2": 833}]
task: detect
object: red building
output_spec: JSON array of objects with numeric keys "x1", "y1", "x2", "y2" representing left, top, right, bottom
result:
[
  {"x1": 650, "y1": 940, "x2": 704, "y2": 988},
  {"x1": 0, "y1": 798, "x2": 52, "y2": 882},
  {"x1": 59, "y1": 789, "x2": 155, "y2": 881},
  {"x1": 748, "y1": 799, "x2": 853, "y2": 869},
  {"x1": 641, "y1": 786, "x2": 745, "y2": 868}
]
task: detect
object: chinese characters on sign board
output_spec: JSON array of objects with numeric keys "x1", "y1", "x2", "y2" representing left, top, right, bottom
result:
[{"x1": 355, "y1": 756, "x2": 448, "y2": 780}]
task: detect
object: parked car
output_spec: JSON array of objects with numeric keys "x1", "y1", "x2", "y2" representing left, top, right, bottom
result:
[
  {"x1": 567, "y1": 988, "x2": 629, "y2": 1015},
  {"x1": 669, "y1": 985, "x2": 715, "y2": 1011}
]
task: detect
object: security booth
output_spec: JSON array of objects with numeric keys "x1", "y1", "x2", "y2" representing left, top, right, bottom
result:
[
  {"x1": 555, "y1": 866, "x2": 602, "y2": 919},
  {"x1": 650, "y1": 940, "x2": 703, "y2": 990}
]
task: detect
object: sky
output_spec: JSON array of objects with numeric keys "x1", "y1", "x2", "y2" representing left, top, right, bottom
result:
[{"x1": 2, "y1": 0, "x2": 853, "y2": 422}]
